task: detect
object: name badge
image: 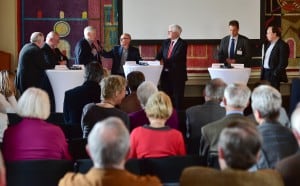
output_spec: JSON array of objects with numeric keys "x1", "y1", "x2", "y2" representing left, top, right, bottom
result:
[{"x1": 236, "y1": 50, "x2": 243, "y2": 55}]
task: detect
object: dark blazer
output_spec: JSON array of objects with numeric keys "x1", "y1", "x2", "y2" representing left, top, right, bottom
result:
[
  {"x1": 15, "y1": 43, "x2": 52, "y2": 94},
  {"x1": 218, "y1": 34, "x2": 251, "y2": 66},
  {"x1": 255, "y1": 121, "x2": 298, "y2": 169},
  {"x1": 102, "y1": 45, "x2": 141, "y2": 75},
  {"x1": 156, "y1": 38, "x2": 187, "y2": 81},
  {"x1": 42, "y1": 43, "x2": 68, "y2": 68},
  {"x1": 261, "y1": 39, "x2": 289, "y2": 83},
  {"x1": 74, "y1": 38, "x2": 100, "y2": 65},
  {"x1": 63, "y1": 81, "x2": 101, "y2": 125}
]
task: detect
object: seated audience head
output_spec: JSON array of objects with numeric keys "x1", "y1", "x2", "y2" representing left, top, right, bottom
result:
[
  {"x1": 30, "y1": 32, "x2": 44, "y2": 48},
  {"x1": 45, "y1": 31, "x2": 60, "y2": 48},
  {"x1": 100, "y1": 75, "x2": 126, "y2": 104},
  {"x1": 223, "y1": 83, "x2": 251, "y2": 110},
  {"x1": 136, "y1": 81, "x2": 158, "y2": 108},
  {"x1": 168, "y1": 24, "x2": 182, "y2": 39},
  {"x1": 251, "y1": 85, "x2": 281, "y2": 124},
  {"x1": 126, "y1": 71, "x2": 145, "y2": 92},
  {"x1": 218, "y1": 120, "x2": 262, "y2": 170},
  {"x1": 228, "y1": 20, "x2": 239, "y2": 37},
  {"x1": 17, "y1": 87, "x2": 50, "y2": 120},
  {"x1": 0, "y1": 70, "x2": 13, "y2": 97},
  {"x1": 84, "y1": 26, "x2": 97, "y2": 42},
  {"x1": 84, "y1": 61, "x2": 104, "y2": 83},
  {"x1": 204, "y1": 78, "x2": 227, "y2": 102},
  {"x1": 291, "y1": 106, "x2": 300, "y2": 145},
  {"x1": 145, "y1": 91, "x2": 173, "y2": 121},
  {"x1": 86, "y1": 117, "x2": 130, "y2": 168}
]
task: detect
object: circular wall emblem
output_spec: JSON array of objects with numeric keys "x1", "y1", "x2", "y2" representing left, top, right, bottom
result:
[
  {"x1": 277, "y1": 0, "x2": 300, "y2": 11},
  {"x1": 54, "y1": 21, "x2": 70, "y2": 37}
]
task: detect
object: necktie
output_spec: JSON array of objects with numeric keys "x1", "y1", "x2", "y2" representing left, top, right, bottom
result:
[
  {"x1": 167, "y1": 41, "x2": 174, "y2": 59},
  {"x1": 230, "y1": 38, "x2": 235, "y2": 59}
]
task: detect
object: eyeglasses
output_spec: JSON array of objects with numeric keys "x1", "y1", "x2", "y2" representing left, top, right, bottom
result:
[{"x1": 120, "y1": 37, "x2": 130, "y2": 40}]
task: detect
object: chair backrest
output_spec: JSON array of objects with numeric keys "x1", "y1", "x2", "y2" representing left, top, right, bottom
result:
[
  {"x1": 68, "y1": 138, "x2": 89, "y2": 160},
  {"x1": 6, "y1": 159, "x2": 74, "y2": 186},
  {"x1": 74, "y1": 159, "x2": 93, "y2": 173}
]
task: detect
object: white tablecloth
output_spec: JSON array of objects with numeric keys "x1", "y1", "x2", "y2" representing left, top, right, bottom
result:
[
  {"x1": 123, "y1": 63, "x2": 163, "y2": 85},
  {"x1": 208, "y1": 67, "x2": 251, "y2": 85},
  {"x1": 46, "y1": 69, "x2": 85, "y2": 112}
]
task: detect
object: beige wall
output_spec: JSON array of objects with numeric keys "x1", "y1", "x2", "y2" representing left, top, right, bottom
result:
[{"x1": 0, "y1": 0, "x2": 18, "y2": 72}]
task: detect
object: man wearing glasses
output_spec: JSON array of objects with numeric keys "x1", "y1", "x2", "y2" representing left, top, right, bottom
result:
[{"x1": 102, "y1": 33, "x2": 142, "y2": 76}]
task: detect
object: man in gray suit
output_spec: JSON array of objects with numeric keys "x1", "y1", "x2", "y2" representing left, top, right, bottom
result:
[
  {"x1": 199, "y1": 83, "x2": 253, "y2": 165},
  {"x1": 218, "y1": 20, "x2": 251, "y2": 67}
]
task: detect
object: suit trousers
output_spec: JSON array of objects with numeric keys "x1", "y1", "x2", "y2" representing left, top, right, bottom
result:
[{"x1": 262, "y1": 68, "x2": 280, "y2": 90}]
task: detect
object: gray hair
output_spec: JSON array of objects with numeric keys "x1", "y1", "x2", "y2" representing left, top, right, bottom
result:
[
  {"x1": 169, "y1": 24, "x2": 182, "y2": 35},
  {"x1": 291, "y1": 107, "x2": 300, "y2": 133},
  {"x1": 84, "y1": 26, "x2": 96, "y2": 39},
  {"x1": 84, "y1": 61, "x2": 104, "y2": 83},
  {"x1": 224, "y1": 83, "x2": 251, "y2": 109},
  {"x1": 218, "y1": 119, "x2": 262, "y2": 169},
  {"x1": 136, "y1": 81, "x2": 158, "y2": 107},
  {"x1": 30, "y1": 32, "x2": 44, "y2": 43},
  {"x1": 45, "y1": 31, "x2": 59, "y2": 42},
  {"x1": 251, "y1": 85, "x2": 281, "y2": 121},
  {"x1": 17, "y1": 87, "x2": 50, "y2": 120},
  {"x1": 205, "y1": 78, "x2": 227, "y2": 101},
  {"x1": 87, "y1": 117, "x2": 130, "y2": 168}
]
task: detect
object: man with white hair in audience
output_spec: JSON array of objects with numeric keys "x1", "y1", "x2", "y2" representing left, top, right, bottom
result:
[
  {"x1": 59, "y1": 117, "x2": 162, "y2": 186},
  {"x1": 251, "y1": 85, "x2": 298, "y2": 169}
]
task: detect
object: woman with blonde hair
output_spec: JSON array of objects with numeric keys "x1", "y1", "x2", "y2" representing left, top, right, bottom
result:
[{"x1": 128, "y1": 91, "x2": 186, "y2": 158}]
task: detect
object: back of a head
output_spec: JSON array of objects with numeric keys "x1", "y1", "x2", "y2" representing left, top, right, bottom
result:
[
  {"x1": 100, "y1": 75, "x2": 126, "y2": 100},
  {"x1": 84, "y1": 61, "x2": 104, "y2": 83},
  {"x1": 218, "y1": 120, "x2": 262, "y2": 170},
  {"x1": 30, "y1": 32, "x2": 44, "y2": 43},
  {"x1": 291, "y1": 107, "x2": 300, "y2": 133},
  {"x1": 0, "y1": 70, "x2": 11, "y2": 97},
  {"x1": 251, "y1": 85, "x2": 281, "y2": 121},
  {"x1": 17, "y1": 87, "x2": 50, "y2": 120},
  {"x1": 84, "y1": 26, "x2": 96, "y2": 39},
  {"x1": 145, "y1": 91, "x2": 173, "y2": 120},
  {"x1": 204, "y1": 78, "x2": 227, "y2": 101},
  {"x1": 87, "y1": 117, "x2": 130, "y2": 168},
  {"x1": 136, "y1": 81, "x2": 158, "y2": 107},
  {"x1": 127, "y1": 71, "x2": 145, "y2": 92},
  {"x1": 45, "y1": 31, "x2": 58, "y2": 43},
  {"x1": 224, "y1": 83, "x2": 251, "y2": 109}
]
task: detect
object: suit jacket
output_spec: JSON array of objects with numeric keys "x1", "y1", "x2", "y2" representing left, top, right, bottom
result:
[
  {"x1": 15, "y1": 43, "x2": 52, "y2": 94},
  {"x1": 180, "y1": 166, "x2": 284, "y2": 186},
  {"x1": 218, "y1": 34, "x2": 251, "y2": 66},
  {"x1": 102, "y1": 45, "x2": 141, "y2": 75},
  {"x1": 63, "y1": 81, "x2": 101, "y2": 125},
  {"x1": 261, "y1": 39, "x2": 289, "y2": 83},
  {"x1": 156, "y1": 38, "x2": 187, "y2": 82},
  {"x1": 42, "y1": 43, "x2": 68, "y2": 68},
  {"x1": 275, "y1": 152, "x2": 300, "y2": 186},
  {"x1": 59, "y1": 168, "x2": 162, "y2": 186},
  {"x1": 200, "y1": 113, "x2": 254, "y2": 157},
  {"x1": 255, "y1": 121, "x2": 298, "y2": 169},
  {"x1": 74, "y1": 38, "x2": 100, "y2": 65}
]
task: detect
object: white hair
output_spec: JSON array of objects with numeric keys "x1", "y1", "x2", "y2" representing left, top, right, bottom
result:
[
  {"x1": 169, "y1": 24, "x2": 182, "y2": 34},
  {"x1": 291, "y1": 107, "x2": 300, "y2": 133},
  {"x1": 136, "y1": 81, "x2": 158, "y2": 107},
  {"x1": 224, "y1": 83, "x2": 251, "y2": 108},
  {"x1": 84, "y1": 26, "x2": 96, "y2": 39}
]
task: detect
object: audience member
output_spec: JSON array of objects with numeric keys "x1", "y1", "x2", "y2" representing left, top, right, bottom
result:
[
  {"x1": 200, "y1": 83, "x2": 253, "y2": 160},
  {"x1": 81, "y1": 75, "x2": 129, "y2": 138},
  {"x1": 128, "y1": 91, "x2": 186, "y2": 159},
  {"x1": 0, "y1": 152, "x2": 6, "y2": 186},
  {"x1": 59, "y1": 117, "x2": 161, "y2": 186},
  {"x1": 218, "y1": 20, "x2": 251, "y2": 67},
  {"x1": 275, "y1": 107, "x2": 300, "y2": 186},
  {"x1": 156, "y1": 24, "x2": 187, "y2": 110},
  {"x1": 2, "y1": 87, "x2": 71, "y2": 161},
  {"x1": 129, "y1": 81, "x2": 179, "y2": 131},
  {"x1": 119, "y1": 71, "x2": 145, "y2": 113},
  {"x1": 42, "y1": 31, "x2": 68, "y2": 68},
  {"x1": 0, "y1": 70, "x2": 17, "y2": 142},
  {"x1": 261, "y1": 25, "x2": 289, "y2": 90},
  {"x1": 102, "y1": 33, "x2": 142, "y2": 76},
  {"x1": 251, "y1": 85, "x2": 298, "y2": 169},
  {"x1": 15, "y1": 32, "x2": 52, "y2": 94},
  {"x1": 74, "y1": 26, "x2": 101, "y2": 65},
  {"x1": 180, "y1": 121, "x2": 284, "y2": 186},
  {"x1": 63, "y1": 61, "x2": 104, "y2": 125},
  {"x1": 185, "y1": 78, "x2": 226, "y2": 154}
]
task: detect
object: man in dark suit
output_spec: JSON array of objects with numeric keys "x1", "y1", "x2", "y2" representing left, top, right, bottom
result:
[
  {"x1": 102, "y1": 33, "x2": 142, "y2": 76},
  {"x1": 156, "y1": 24, "x2": 187, "y2": 110},
  {"x1": 251, "y1": 85, "x2": 298, "y2": 169},
  {"x1": 74, "y1": 26, "x2": 101, "y2": 65},
  {"x1": 42, "y1": 31, "x2": 68, "y2": 68},
  {"x1": 199, "y1": 83, "x2": 253, "y2": 164},
  {"x1": 218, "y1": 20, "x2": 251, "y2": 67},
  {"x1": 63, "y1": 61, "x2": 104, "y2": 125},
  {"x1": 15, "y1": 32, "x2": 52, "y2": 94},
  {"x1": 261, "y1": 26, "x2": 289, "y2": 90}
]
